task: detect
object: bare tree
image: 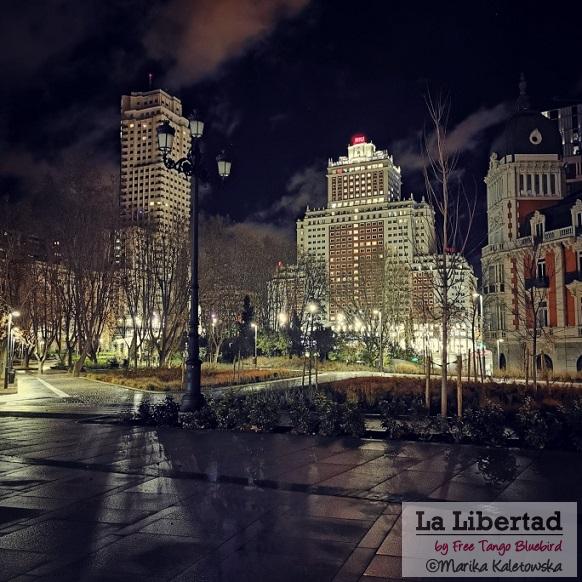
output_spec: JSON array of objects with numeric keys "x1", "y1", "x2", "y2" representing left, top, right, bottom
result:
[
  {"x1": 23, "y1": 260, "x2": 60, "y2": 373},
  {"x1": 339, "y1": 245, "x2": 411, "y2": 365},
  {"x1": 51, "y1": 183, "x2": 119, "y2": 376},
  {"x1": 422, "y1": 94, "x2": 476, "y2": 416},
  {"x1": 148, "y1": 222, "x2": 190, "y2": 368},
  {"x1": 489, "y1": 237, "x2": 556, "y2": 391},
  {"x1": 118, "y1": 226, "x2": 157, "y2": 368}
]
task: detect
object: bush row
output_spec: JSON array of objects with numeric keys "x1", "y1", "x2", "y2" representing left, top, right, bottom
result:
[
  {"x1": 125, "y1": 389, "x2": 366, "y2": 438},
  {"x1": 320, "y1": 377, "x2": 582, "y2": 413},
  {"x1": 124, "y1": 388, "x2": 582, "y2": 451},
  {"x1": 378, "y1": 396, "x2": 582, "y2": 451}
]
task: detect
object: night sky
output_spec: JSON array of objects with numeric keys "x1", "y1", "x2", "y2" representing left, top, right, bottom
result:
[{"x1": 1, "y1": 0, "x2": 581, "y2": 263}]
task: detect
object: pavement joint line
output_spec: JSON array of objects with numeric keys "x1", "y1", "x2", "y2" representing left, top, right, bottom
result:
[
  {"x1": 0, "y1": 452, "x2": 403, "y2": 503},
  {"x1": 36, "y1": 377, "x2": 71, "y2": 398}
]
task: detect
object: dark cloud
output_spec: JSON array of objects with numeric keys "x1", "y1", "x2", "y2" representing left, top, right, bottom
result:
[
  {"x1": 207, "y1": 97, "x2": 242, "y2": 138},
  {"x1": 392, "y1": 103, "x2": 511, "y2": 172},
  {"x1": 144, "y1": 0, "x2": 311, "y2": 88},
  {"x1": 253, "y1": 163, "x2": 326, "y2": 222}
]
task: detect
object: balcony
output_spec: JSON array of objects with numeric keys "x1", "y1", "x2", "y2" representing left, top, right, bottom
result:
[
  {"x1": 484, "y1": 330, "x2": 507, "y2": 340},
  {"x1": 525, "y1": 276, "x2": 549, "y2": 289}
]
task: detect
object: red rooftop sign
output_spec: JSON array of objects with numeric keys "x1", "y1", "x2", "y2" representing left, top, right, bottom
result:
[{"x1": 351, "y1": 133, "x2": 367, "y2": 145}]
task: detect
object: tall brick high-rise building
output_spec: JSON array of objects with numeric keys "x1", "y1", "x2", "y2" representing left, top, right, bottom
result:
[
  {"x1": 296, "y1": 135, "x2": 435, "y2": 323},
  {"x1": 120, "y1": 89, "x2": 191, "y2": 227}
]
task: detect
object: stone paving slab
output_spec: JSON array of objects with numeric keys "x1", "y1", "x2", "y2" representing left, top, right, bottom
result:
[{"x1": 0, "y1": 415, "x2": 580, "y2": 581}]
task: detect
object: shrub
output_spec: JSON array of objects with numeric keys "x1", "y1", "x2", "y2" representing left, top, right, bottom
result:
[
  {"x1": 246, "y1": 395, "x2": 280, "y2": 432},
  {"x1": 211, "y1": 393, "x2": 249, "y2": 430},
  {"x1": 382, "y1": 417, "x2": 407, "y2": 439},
  {"x1": 461, "y1": 400, "x2": 507, "y2": 446},
  {"x1": 557, "y1": 397, "x2": 582, "y2": 451},
  {"x1": 152, "y1": 395, "x2": 180, "y2": 426},
  {"x1": 288, "y1": 392, "x2": 320, "y2": 434},
  {"x1": 447, "y1": 416, "x2": 471, "y2": 443},
  {"x1": 181, "y1": 401, "x2": 217, "y2": 430},
  {"x1": 342, "y1": 400, "x2": 366, "y2": 437},
  {"x1": 378, "y1": 399, "x2": 405, "y2": 439},
  {"x1": 514, "y1": 397, "x2": 551, "y2": 449},
  {"x1": 414, "y1": 416, "x2": 440, "y2": 441},
  {"x1": 313, "y1": 392, "x2": 345, "y2": 436},
  {"x1": 378, "y1": 396, "x2": 407, "y2": 418},
  {"x1": 135, "y1": 399, "x2": 154, "y2": 424}
]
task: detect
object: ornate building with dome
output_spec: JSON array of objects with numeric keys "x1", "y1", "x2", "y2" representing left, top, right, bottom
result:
[{"x1": 482, "y1": 76, "x2": 582, "y2": 375}]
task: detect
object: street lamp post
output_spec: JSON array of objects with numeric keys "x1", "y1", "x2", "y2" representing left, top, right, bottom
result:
[
  {"x1": 3, "y1": 310, "x2": 20, "y2": 390},
  {"x1": 157, "y1": 114, "x2": 231, "y2": 412},
  {"x1": 306, "y1": 303, "x2": 319, "y2": 387},
  {"x1": 251, "y1": 323, "x2": 258, "y2": 367}
]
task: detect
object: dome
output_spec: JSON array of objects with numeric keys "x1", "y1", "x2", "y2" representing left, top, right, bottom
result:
[{"x1": 491, "y1": 110, "x2": 562, "y2": 159}]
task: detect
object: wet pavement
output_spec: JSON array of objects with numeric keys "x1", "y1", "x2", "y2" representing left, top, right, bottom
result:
[
  {"x1": 0, "y1": 372, "x2": 165, "y2": 418},
  {"x1": 0, "y1": 412, "x2": 580, "y2": 581}
]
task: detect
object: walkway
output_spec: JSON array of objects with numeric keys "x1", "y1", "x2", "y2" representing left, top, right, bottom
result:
[{"x1": 0, "y1": 413, "x2": 581, "y2": 581}]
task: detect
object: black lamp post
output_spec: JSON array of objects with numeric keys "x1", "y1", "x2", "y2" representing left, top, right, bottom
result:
[{"x1": 157, "y1": 113, "x2": 231, "y2": 412}]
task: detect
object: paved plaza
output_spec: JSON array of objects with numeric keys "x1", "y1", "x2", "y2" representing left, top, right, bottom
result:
[{"x1": 0, "y1": 374, "x2": 581, "y2": 581}]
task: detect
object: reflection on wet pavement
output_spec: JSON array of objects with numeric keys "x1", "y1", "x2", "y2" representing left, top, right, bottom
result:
[{"x1": 0, "y1": 416, "x2": 580, "y2": 581}]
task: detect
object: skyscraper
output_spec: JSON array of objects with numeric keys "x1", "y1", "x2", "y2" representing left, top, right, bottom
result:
[
  {"x1": 120, "y1": 89, "x2": 191, "y2": 227},
  {"x1": 296, "y1": 134, "x2": 435, "y2": 323}
]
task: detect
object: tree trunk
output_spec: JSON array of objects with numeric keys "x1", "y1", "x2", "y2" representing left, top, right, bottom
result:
[
  {"x1": 23, "y1": 349, "x2": 31, "y2": 370},
  {"x1": 456, "y1": 354, "x2": 463, "y2": 417},
  {"x1": 67, "y1": 346, "x2": 74, "y2": 370},
  {"x1": 72, "y1": 343, "x2": 90, "y2": 377},
  {"x1": 315, "y1": 354, "x2": 318, "y2": 388},
  {"x1": 441, "y1": 316, "x2": 448, "y2": 417},
  {"x1": 532, "y1": 332, "x2": 538, "y2": 393},
  {"x1": 425, "y1": 354, "x2": 431, "y2": 410},
  {"x1": 473, "y1": 348, "x2": 478, "y2": 383}
]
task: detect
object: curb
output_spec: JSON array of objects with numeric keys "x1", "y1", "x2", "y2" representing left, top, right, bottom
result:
[{"x1": 0, "y1": 410, "x2": 110, "y2": 419}]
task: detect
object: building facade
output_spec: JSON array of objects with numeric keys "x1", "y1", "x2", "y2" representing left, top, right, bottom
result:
[
  {"x1": 482, "y1": 79, "x2": 582, "y2": 374},
  {"x1": 296, "y1": 134, "x2": 435, "y2": 323},
  {"x1": 120, "y1": 89, "x2": 191, "y2": 227},
  {"x1": 543, "y1": 103, "x2": 582, "y2": 193}
]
